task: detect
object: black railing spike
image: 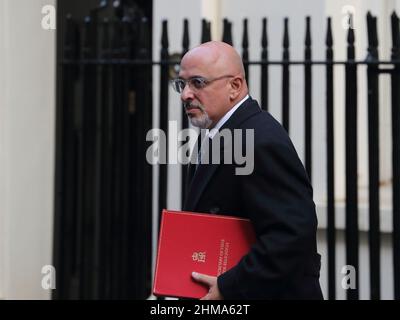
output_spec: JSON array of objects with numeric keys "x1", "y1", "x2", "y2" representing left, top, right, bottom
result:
[
  {"x1": 392, "y1": 11, "x2": 400, "y2": 57},
  {"x1": 304, "y1": 15, "x2": 312, "y2": 180},
  {"x1": 372, "y1": 16, "x2": 378, "y2": 47},
  {"x1": 345, "y1": 10, "x2": 359, "y2": 300},
  {"x1": 181, "y1": 18, "x2": 190, "y2": 205},
  {"x1": 229, "y1": 21, "x2": 234, "y2": 46},
  {"x1": 201, "y1": 19, "x2": 211, "y2": 43},
  {"x1": 347, "y1": 14, "x2": 355, "y2": 45},
  {"x1": 347, "y1": 27, "x2": 355, "y2": 44},
  {"x1": 261, "y1": 17, "x2": 269, "y2": 111},
  {"x1": 222, "y1": 18, "x2": 233, "y2": 45},
  {"x1": 201, "y1": 19, "x2": 207, "y2": 43},
  {"x1": 283, "y1": 17, "x2": 289, "y2": 49},
  {"x1": 367, "y1": 13, "x2": 378, "y2": 60},
  {"x1": 222, "y1": 18, "x2": 227, "y2": 42},
  {"x1": 207, "y1": 21, "x2": 212, "y2": 41},
  {"x1": 371, "y1": 16, "x2": 379, "y2": 55},
  {"x1": 262, "y1": 17, "x2": 268, "y2": 48},
  {"x1": 242, "y1": 18, "x2": 249, "y2": 49},
  {"x1": 305, "y1": 16, "x2": 311, "y2": 47},
  {"x1": 159, "y1": 18, "x2": 170, "y2": 248},
  {"x1": 366, "y1": 11, "x2": 373, "y2": 45},
  {"x1": 282, "y1": 17, "x2": 290, "y2": 132},
  {"x1": 326, "y1": 17, "x2": 333, "y2": 47},
  {"x1": 366, "y1": 9, "x2": 381, "y2": 301},
  {"x1": 325, "y1": 13, "x2": 335, "y2": 300},
  {"x1": 182, "y1": 19, "x2": 189, "y2": 54},
  {"x1": 161, "y1": 20, "x2": 169, "y2": 50},
  {"x1": 242, "y1": 18, "x2": 249, "y2": 84}
]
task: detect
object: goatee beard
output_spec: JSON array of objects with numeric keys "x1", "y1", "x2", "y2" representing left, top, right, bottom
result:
[{"x1": 184, "y1": 102, "x2": 212, "y2": 129}]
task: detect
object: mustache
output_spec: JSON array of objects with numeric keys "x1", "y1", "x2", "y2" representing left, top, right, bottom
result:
[{"x1": 183, "y1": 102, "x2": 205, "y2": 112}]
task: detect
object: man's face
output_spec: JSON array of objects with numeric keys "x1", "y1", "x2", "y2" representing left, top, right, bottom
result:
[{"x1": 178, "y1": 53, "x2": 232, "y2": 129}]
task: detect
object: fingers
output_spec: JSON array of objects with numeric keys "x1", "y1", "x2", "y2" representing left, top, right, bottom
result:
[
  {"x1": 192, "y1": 272, "x2": 222, "y2": 300},
  {"x1": 192, "y1": 272, "x2": 215, "y2": 286}
]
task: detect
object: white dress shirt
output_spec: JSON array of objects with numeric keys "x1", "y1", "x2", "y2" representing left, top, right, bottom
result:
[{"x1": 197, "y1": 95, "x2": 250, "y2": 165}]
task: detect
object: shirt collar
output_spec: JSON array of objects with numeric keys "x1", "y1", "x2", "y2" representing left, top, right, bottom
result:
[{"x1": 206, "y1": 94, "x2": 249, "y2": 139}]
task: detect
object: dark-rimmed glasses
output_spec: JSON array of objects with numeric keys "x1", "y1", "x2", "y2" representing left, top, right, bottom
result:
[{"x1": 170, "y1": 75, "x2": 235, "y2": 93}]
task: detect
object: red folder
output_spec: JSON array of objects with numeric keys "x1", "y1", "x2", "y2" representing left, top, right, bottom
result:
[{"x1": 153, "y1": 209, "x2": 256, "y2": 299}]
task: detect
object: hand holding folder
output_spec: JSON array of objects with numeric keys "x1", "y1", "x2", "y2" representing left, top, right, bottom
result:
[{"x1": 153, "y1": 209, "x2": 256, "y2": 299}]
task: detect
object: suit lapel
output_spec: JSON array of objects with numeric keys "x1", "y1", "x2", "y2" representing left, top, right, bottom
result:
[{"x1": 184, "y1": 97, "x2": 262, "y2": 211}]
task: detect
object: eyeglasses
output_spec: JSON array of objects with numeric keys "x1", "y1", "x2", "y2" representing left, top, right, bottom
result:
[{"x1": 170, "y1": 75, "x2": 235, "y2": 93}]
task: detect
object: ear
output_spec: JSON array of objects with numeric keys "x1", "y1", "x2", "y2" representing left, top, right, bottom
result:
[{"x1": 229, "y1": 76, "x2": 243, "y2": 100}]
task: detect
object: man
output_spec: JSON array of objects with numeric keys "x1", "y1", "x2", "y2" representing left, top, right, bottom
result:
[{"x1": 173, "y1": 41, "x2": 323, "y2": 300}]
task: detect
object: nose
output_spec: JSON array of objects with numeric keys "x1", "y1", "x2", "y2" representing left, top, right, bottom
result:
[{"x1": 180, "y1": 82, "x2": 195, "y2": 102}]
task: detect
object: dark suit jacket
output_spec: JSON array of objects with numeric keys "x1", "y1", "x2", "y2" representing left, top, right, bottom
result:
[{"x1": 183, "y1": 97, "x2": 323, "y2": 300}]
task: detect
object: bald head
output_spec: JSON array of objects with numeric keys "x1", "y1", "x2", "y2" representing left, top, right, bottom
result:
[
  {"x1": 181, "y1": 41, "x2": 246, "y2": 82},
  {"x1": 178, "y1": 41, "x2": 249, "y2": 129}
]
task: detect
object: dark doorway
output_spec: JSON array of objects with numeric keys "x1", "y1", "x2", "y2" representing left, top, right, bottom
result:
[{"x1": 53, "y1": 0, "x2": 153, "y2": 299}]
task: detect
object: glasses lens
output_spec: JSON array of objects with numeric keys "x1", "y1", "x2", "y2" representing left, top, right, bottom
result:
[
  {"x1": 171, "y1": 79, "x2": 183, "y2": 93},
  {"x1": 177, "y1": 80, "x2": 186, "y2": 92},
  {"x1": 190, "y1": 78, "x2": 207, "y2": 89},
  {"x1": 171, "y1": 77, "x2": 208, "y2": 93}
]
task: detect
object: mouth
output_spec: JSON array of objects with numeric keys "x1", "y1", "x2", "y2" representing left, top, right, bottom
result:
[
  {"x1": 186, "y1": 109, "x2": 200, "y2": 118},
  {"x1": 184, "y1": 103, "x2": 202, "y2": 114}
]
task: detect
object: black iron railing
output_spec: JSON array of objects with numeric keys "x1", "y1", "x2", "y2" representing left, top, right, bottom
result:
[{"x1": 54, "y1": 6, "x2": 400, "y2": 300}]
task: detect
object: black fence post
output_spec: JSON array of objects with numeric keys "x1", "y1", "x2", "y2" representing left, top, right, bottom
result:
[
  {"x1": 201, "y1": 19, "x2": 211, "y2": 43},
  {"x1": 345, "y1": 15, "x2": 359, "y2": 300},
  {"x1": 391, "y1": 11, "x2": 400, "y2": 301},
  {"x1": 366, "y1": 12, "x2": 381, "y2": 300},
  {"x1": 304, "y1": 16, "x2": 312, "y2": 180},
  {"x1": 222, "y1": 18, "x2": 233, "y2": 45},
  {"x1": 242, "y1": 18, "x2": 249, "y2": 86},
  {"x1": 261, "y1": 17, "x2": 269, "y2": 111},
  {"x1": 325, "y1": 16, "x2": 336, "y2": 301},
  {"x1": 159, "y1": 20, "x2": 169, "y2": 225},
  {"x1": 181, "y1": 19, "x2": 190, "y2": 209},
  {"x1": 282, "y1": 17, "x2": 290, "y2": 132}
]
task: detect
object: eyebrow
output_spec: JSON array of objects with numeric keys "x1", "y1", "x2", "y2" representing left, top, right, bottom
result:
[{"x1": 177, "y1": 75, "x2": 205, "y2": 80}]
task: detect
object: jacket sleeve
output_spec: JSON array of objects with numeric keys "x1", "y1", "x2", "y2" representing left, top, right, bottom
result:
[{"x1": 217, "y1": 140, "x2": 318, "y2": 299}]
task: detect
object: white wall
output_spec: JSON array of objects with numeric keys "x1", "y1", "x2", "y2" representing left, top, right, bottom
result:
[{"x1": 0, "y1": 0, "x2": 56, "y2": 299}]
